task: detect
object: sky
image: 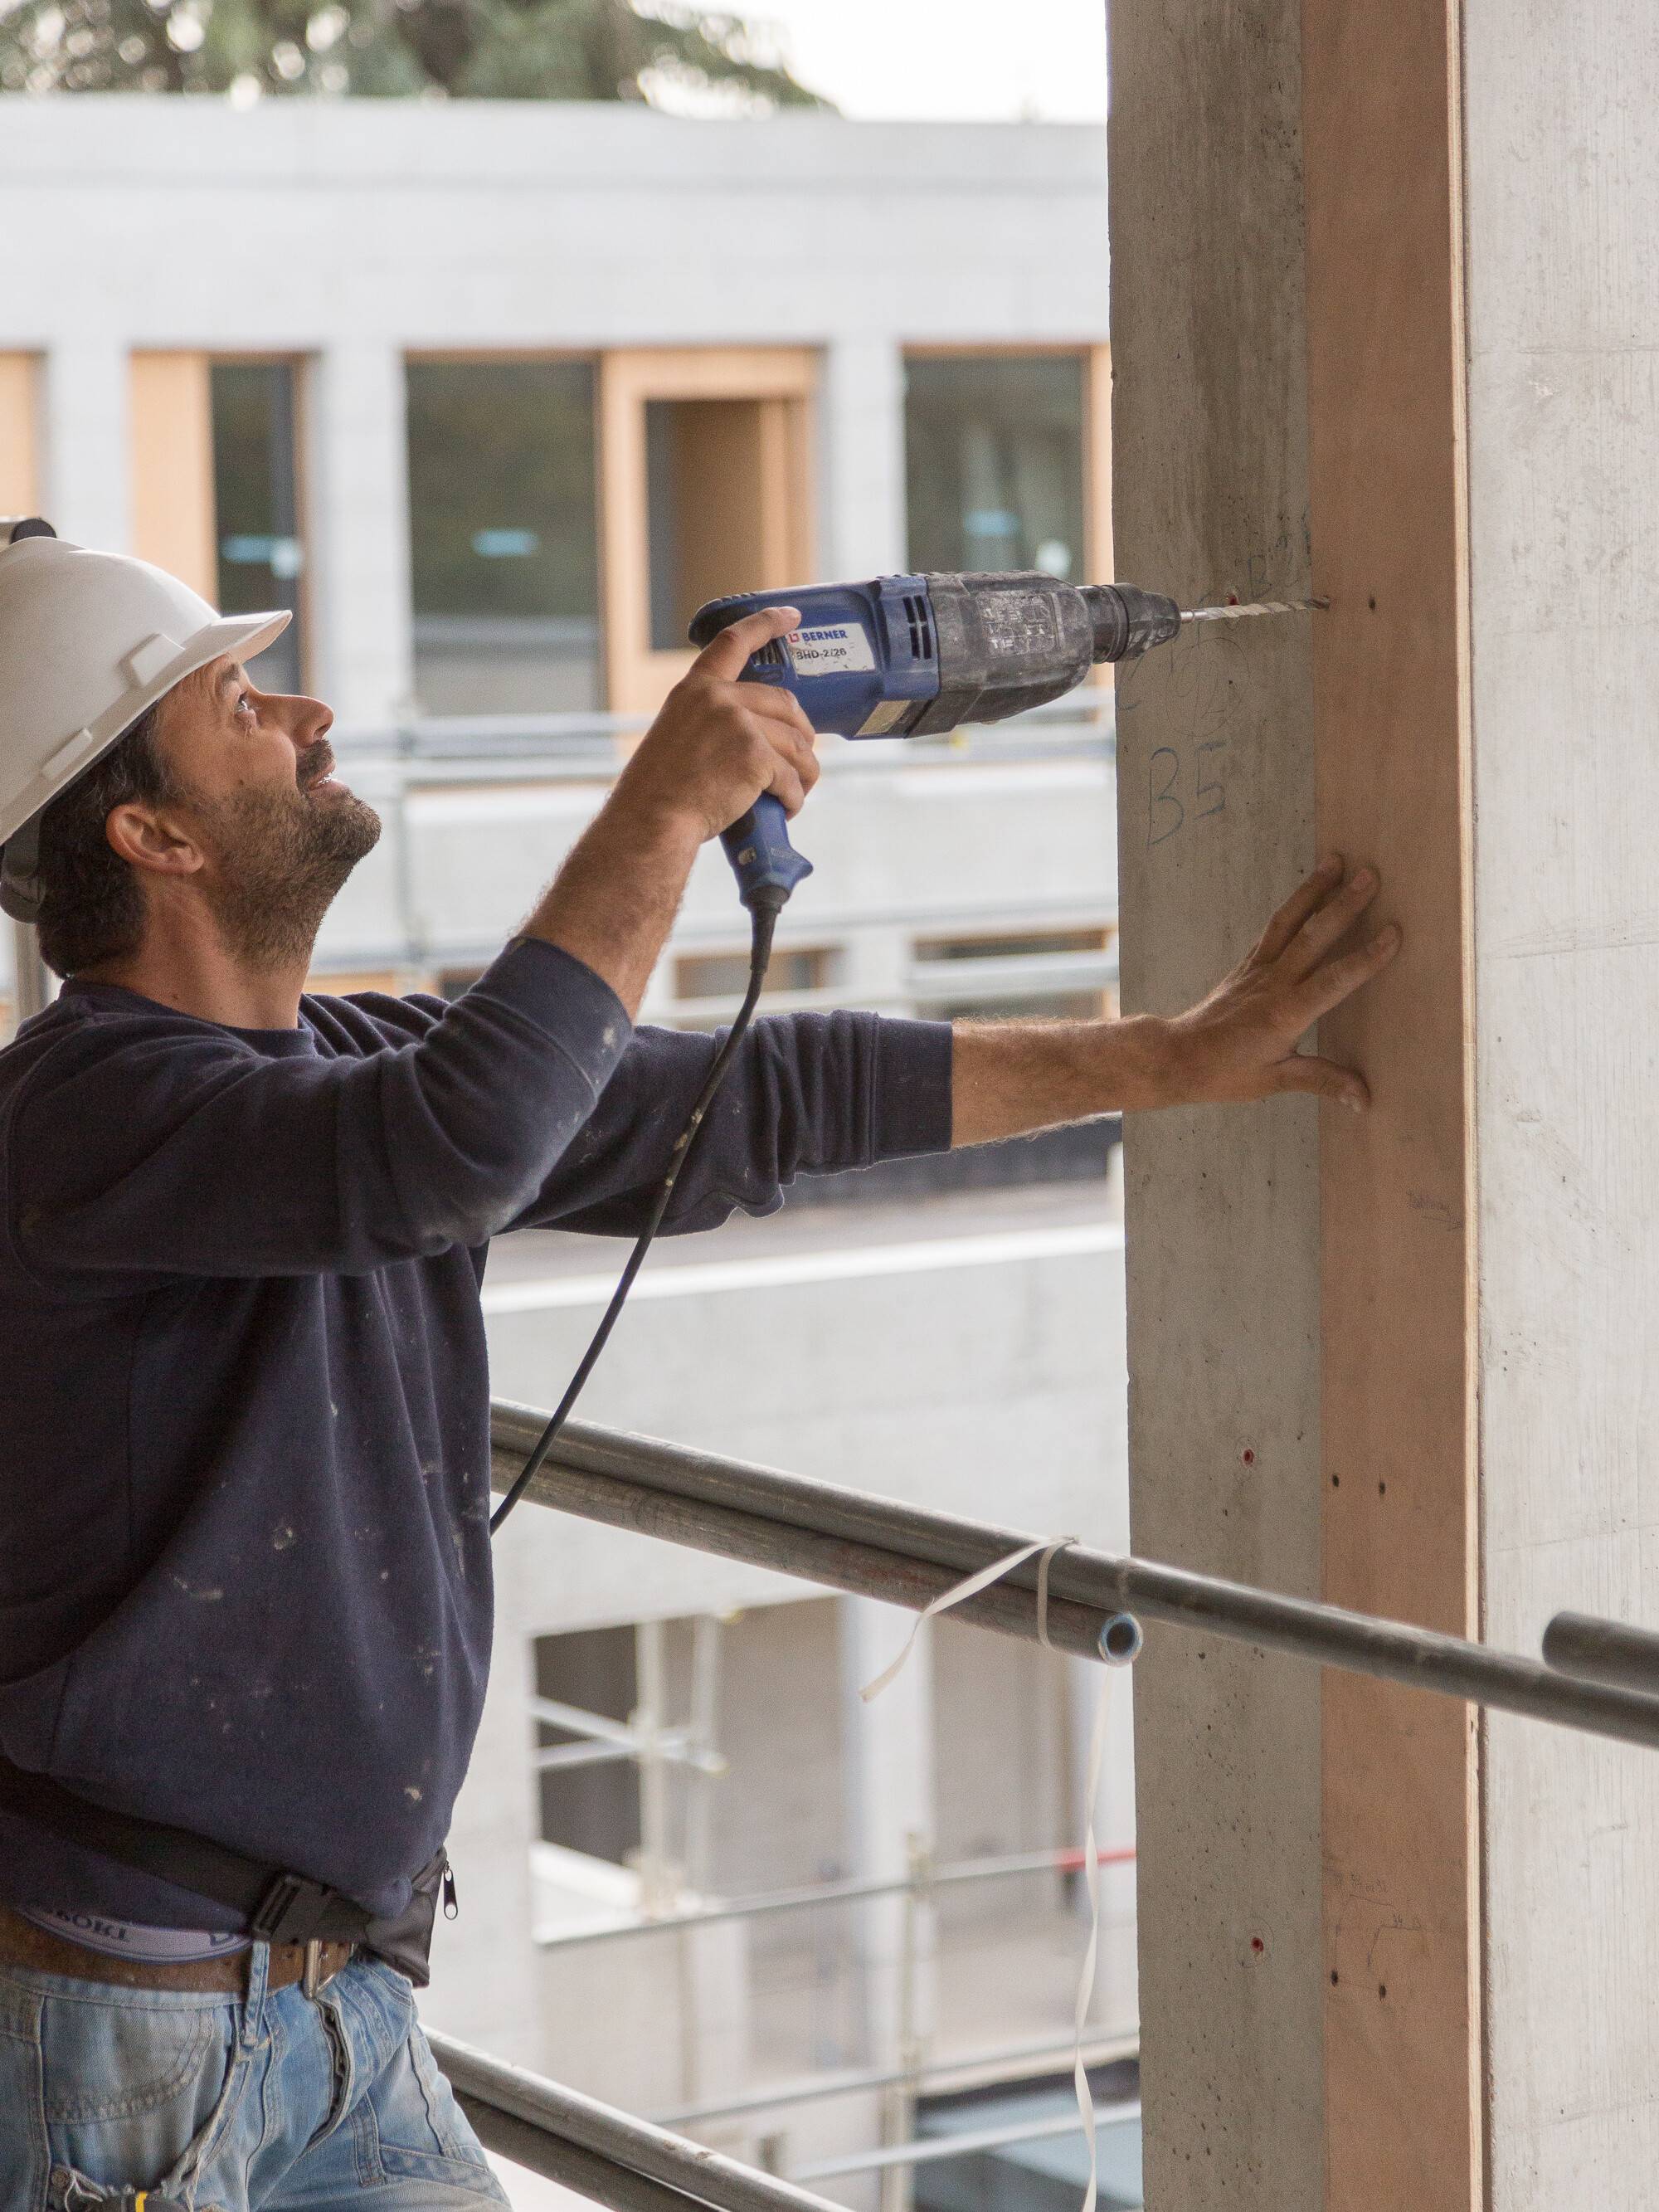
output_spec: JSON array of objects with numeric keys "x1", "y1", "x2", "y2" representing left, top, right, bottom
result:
[{"x1": 727, "y1": 0, "x2": 1107, "y2": 124}]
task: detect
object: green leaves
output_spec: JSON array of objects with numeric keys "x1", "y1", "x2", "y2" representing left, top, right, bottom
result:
[{"x1": 0, "y1": 0, "x2": 830, "y2": 106}]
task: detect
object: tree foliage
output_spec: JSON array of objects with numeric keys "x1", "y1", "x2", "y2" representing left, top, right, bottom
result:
[{"x1": 0, "y1": 0, "x2": 828, "y2": 107}]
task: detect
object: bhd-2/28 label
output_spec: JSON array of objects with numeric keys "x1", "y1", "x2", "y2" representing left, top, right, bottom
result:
[{"x1": 786, "y1": 625, "x2": 878, "y2": 675}]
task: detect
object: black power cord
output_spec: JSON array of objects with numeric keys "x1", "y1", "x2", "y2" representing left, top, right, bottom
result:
[{"x1": 489, "y1": 893, "x2": 782, "y2": 1534}]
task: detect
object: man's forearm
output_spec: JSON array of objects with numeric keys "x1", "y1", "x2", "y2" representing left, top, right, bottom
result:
[
  {"x1": 523, "y1": 800, "x2": 703, "y2": 1020},
  {"x1": 516, "y1": 602, "x2": 818, "y2": 1019},
  {"x1": 950, "y1": 1017, "x2": 1175, "y2": 1147},
  {"x1": 949, "y1": 861, "x2": 1402, "y2": 1144}
]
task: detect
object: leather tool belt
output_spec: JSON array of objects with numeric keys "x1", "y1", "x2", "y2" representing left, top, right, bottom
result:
[{"x1": 0, "y1": 1903, "x2": 358, "y2": 1998}]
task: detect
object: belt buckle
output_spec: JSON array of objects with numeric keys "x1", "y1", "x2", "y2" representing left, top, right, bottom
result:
[{"x1": 302, "y1": 1939, "x2": 324, "y2": 2000}]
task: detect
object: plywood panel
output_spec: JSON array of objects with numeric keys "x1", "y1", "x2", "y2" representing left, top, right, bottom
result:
[
  {"x1": 1108, "y1": 3, "x2": 1325, "y2": 2202},
  {"x1": 671, "y1": 400, "x2": 768, "y2": 626},
  {"x1": 129, "y1": 351, "x2": 215, "y2": 599},
  {"x1": 1085, "y1": 345, "x2": 1112, "y2": 583},
  {"x1": 1301, "y1": 3, "x2": 1481, "y2": 2207},
  {"x1": 0, "y1": 355, "x2": 40, "y2": 514}
]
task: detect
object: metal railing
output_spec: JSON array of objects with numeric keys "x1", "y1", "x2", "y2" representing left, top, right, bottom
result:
[
  {"x1": 528, "y1": 1834, "x2": 1140, "y2": 2132},
  {"x1": 431, "y1": 2029, "x2": 1139, "y2": 2207},
  {"x1": 488, "y1": 1401, "x2": 1659, "y2": 1751},
  {"x1": 653, "y1": 2027, "x2": 1140, "y2": 2132},
  {"x1": 430, "y1": 2029, "x2": 847, "y2": 2212},
  {"x1": 433, "y1": 1404, "x2": 1659, "y2": 2202},
  {"x1": 534, "y1": 1840, "x2": 1137, "y2": 1951}
]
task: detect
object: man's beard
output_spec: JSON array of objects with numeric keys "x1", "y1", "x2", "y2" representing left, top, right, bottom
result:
[{"x1": 192, "y1": 743, "x2": 382, "y2": 972}]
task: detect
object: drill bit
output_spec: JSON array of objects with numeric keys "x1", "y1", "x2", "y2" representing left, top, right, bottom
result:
[{"x1": 1180, "y1": 596, "x2": 1331, "y2": 624}]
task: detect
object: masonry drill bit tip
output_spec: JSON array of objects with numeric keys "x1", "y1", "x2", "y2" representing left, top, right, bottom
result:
[{"x1": 1180, "y1": 596, "x2": 1331, "y2": 623}]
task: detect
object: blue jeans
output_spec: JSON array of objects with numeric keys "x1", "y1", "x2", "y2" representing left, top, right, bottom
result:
[{"x1": 0, "y1": 1942, "x2": 508, "y2": 2210}]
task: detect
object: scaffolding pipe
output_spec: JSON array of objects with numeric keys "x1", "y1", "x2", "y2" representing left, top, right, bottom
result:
[
  {"x1": 791, "y1": 2099, "x2": 1143, "y2": 2183},
  {"x1": 429, "y1": 2031, "x2": 844, "y2": 2212},
  {"x1": 491, "y1": 1403, "x2": 1659, "y2": 1755},
  {"x1": 461, "y1": 2107, "x2": 696, "y2": 2212},
  {"x1": 492, "y1": 1408, "x2": 1139, "y2": 1668},
  {"x1": 1542, "y1": 1610, "x2": 1659, "y2": 1698},
  {"x1": 652, "y1": 2031, "x2": 1141, "y2": 2131},
  {"x1": 536, "y1": 1842, "x2": 1138, "y2": 1949}
]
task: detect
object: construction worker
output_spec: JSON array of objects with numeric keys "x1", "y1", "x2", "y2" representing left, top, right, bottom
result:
[{"x1": 0, "y1": 530, "x2": 1398, "y2": 2207}]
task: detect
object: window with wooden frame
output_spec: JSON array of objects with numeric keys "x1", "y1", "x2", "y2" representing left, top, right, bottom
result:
[
  {"x1": 406, "y1": 357, "x2": 601, "y2": 718},
  {"x1": 599, "y1": 349, "x2": 815, "y2": 717},
  {"x1": 130, "y1": 353, "x2": 309, "y2": 694}
]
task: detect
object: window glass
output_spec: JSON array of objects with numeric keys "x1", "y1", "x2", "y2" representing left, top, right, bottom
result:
[
  {"x1": 212, "y1": 362, "x2": 304, "y2": 696},
  {"x1": 533, "y1": 1626, "x2": 640, "y2": 1863},
  {"x1": 406, "y1": 361, "x2": 599, "y2": 716},
  {"x1": 904, "y1": 355, "x2": 1087, "y2": 581}
]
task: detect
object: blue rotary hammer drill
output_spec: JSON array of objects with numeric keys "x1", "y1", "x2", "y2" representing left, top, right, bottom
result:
[
  {"x1": 689, "y1": 570, "x2": 1182, "y2": 909},
  {"x1": 494, "y1": 565, "x2": 1311, "y2": 1532}
]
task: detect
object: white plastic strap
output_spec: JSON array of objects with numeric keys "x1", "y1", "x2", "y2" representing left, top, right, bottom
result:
[
  {"x1": 860, "y1": 1537, "x2": 1131, "y2": 2212},
  {"x1": 859, "y1": 1536, "x2": 1078, "y2": 1703},
  {"x1": 1073, "y1": 1664, "x2": 1114, "y2": 2212}
]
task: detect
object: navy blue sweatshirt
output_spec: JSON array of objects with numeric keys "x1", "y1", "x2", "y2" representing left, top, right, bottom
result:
[{"x1": 0, "y1": 941, "x2": 952, "y2": 1930}]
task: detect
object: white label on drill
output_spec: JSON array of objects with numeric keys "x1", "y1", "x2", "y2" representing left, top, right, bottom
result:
[
  {"x1": 786, "y1": 624, "x2": 876, "y2": 676},
  {"x1": 856, "y1": 699, "x2": 912, "y2": 737}
]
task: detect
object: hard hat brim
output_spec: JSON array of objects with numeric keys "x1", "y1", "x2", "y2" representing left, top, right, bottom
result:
[{"x1": 185, "y1": 607, "x2": 294, "y2": 680}]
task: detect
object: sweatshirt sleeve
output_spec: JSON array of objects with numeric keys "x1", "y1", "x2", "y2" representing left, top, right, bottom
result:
[
  {"x1": 5, "y1": 942, "x2": 632, "y2": 1287},
  {"x1": 507, "y1": 1010, "x2": 955, "y2": 1238}
]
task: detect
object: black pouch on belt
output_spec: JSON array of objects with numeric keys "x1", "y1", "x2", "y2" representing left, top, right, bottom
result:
[{"x1": 362, "y1": 1849, "x2": 450, "y2": 1987}]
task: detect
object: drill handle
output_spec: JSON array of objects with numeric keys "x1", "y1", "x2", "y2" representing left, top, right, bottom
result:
[{"x1": 720, "y1": 792, "x2": 814, "y2": 911}]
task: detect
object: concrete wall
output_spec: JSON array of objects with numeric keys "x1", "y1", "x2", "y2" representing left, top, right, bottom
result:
[{"x1": 1463, "y1": 3, "x2": 1659, "y2": 2200}]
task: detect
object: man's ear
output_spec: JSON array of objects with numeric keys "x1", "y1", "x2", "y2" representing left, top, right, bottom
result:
[{"x1": 105, "y1": 801, "x2": 205, "y2": 880}]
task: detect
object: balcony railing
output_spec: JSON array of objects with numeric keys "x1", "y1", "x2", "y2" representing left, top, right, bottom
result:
[
  {"x1": 450, "y1": 1400, "x2": 1659, "y2": 2204},
  {"x1": 487, "y1": 1401, "x2": 1659, "y2": 1748}
]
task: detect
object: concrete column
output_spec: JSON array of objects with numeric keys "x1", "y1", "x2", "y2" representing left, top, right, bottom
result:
[
  {"x1": 1463, "y1": 2, "x2": 1659, "y2": 2199},
  {"x1": 838, "y1": 1596, "x2": 936, "y2": 2070},
  {"x1": 1114, "y1": 3, "x2": 1659, "y2": 2205},
  {"x1": 41, "y1": 342, "x2": 130, "y2": 550},
  {"x1": 305, "y1": 343, "x2": 415, "y2": 735},
  {"x1": 1108, "y1": 4, "x2": 1324, "y2": 2200},
  {"x1": 818, "y1": 339, "x2": 907, "y2": 581}
]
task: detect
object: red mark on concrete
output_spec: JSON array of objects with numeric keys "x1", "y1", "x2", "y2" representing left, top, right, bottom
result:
[{"x1": 1250, "y1": 1937, "x2": 1265, "y2": 1955}]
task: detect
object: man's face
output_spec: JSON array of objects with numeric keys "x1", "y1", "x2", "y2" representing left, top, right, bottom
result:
[{"x1": 147, "y1": 655, "x2": 382, "y2": 969}]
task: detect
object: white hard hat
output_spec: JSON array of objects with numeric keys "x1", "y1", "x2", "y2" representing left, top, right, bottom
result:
[{"x1": 0, "y1": 524, "x2": 290, "y2": 920}]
